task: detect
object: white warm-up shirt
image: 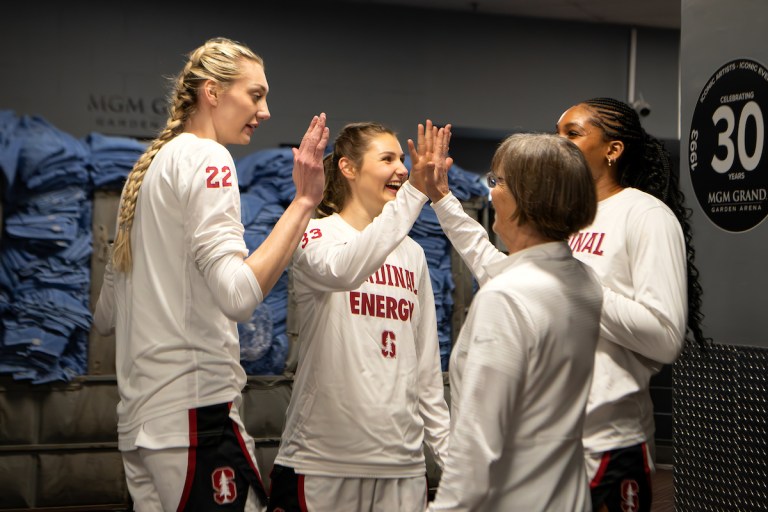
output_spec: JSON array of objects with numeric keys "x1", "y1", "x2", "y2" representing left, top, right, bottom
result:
[
  {"x1": 568, "y1": 187, "x2": 687, "y2": 456},
  {"x1": 274, "y1": 181, "x2": 450, "y2": 478},
  {"x1": 427, "y1": 193, "x2": 603, "y2": 511},
  {"x1": 93, "y1": 133, "x2": 262, "y2": 450}
]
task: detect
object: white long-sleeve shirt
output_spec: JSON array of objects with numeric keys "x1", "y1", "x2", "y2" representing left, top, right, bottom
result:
[
  {"x1": 568, "y1": 187, "x2": 687, "y2": 455},
  {"x1": 93, "y1": 133, "x2": 262, "y2": 450},
  {"x1": 274, "y1": 181, "x2": 450, "y2": 478},
  {"x1": 428, "y1": 193, "x2": 603, "y2": 511}
]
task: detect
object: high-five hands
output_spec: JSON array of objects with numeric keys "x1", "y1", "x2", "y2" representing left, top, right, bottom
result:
[
  {"x1": 407, "y1": 119, "x2": 453, "y2": 203},
  {"x1": 292, "y1": 113, "x2": 330, "y2": 207}
]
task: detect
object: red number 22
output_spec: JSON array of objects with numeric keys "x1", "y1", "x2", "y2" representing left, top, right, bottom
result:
[{"x1": 206, "y1": 166, "x2": 233, "y2": 188}]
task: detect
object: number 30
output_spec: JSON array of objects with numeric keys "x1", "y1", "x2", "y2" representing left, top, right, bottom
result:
[{"x1": 711, "y1": 101, "x2": 764, "y2": 173}]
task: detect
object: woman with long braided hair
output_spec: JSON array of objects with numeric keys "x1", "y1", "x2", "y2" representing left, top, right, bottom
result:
[
  {"x1": 93, "y1": 37, "x2": 329, "y2": 511},
  {"x1": 556, "y1": 97, "x2": 707, "y2": 512}
]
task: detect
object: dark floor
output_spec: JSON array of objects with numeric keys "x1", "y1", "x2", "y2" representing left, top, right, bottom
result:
[{"x1": 653, "y1": 464, "x2": 674, "y2": 511}]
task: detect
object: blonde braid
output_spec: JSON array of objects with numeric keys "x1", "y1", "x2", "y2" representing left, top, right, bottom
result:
[
  {"x1": 112, "y1": 37, "x2": 262, "y2": 272},
  {"x1": 111, "y1": 132, "x2": 175, "y2": 272}
]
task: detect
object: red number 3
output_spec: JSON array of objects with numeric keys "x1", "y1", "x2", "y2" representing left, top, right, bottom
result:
[
  {"x1": 381, "y1": 331, "x2": 396, "y2": 358},
  {"x1": 301, "y1": 228, "x2": 323, "y2": 248}
]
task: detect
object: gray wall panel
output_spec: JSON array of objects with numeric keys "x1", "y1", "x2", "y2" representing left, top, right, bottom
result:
[
  {"x1": 0, "y1": 386, "x2": 38, "y2": 445},
  {"x1": 680, "y1": 0, "x2": 768, "y2": 346},
  {"x1": 39, "y1": 383, "x2": 119, "y2": 443},
  {"x1": 0, "y1": 2, "x2": 680, "y2": 162},
  {"x1": 38, "y1": 451, "x2": 127, "y2": 506},
  {"x1": 0, "y1": 454, "x2": 35, "y2": 508}
]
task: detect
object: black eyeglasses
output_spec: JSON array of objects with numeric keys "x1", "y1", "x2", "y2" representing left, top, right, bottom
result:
[{"x1": 486, "y1": 173, "x2": 505, "y2": 188}]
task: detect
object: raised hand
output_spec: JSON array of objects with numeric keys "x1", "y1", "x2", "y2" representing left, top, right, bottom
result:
[
  {"x1": 407, "y1": 120, "x2": 453, "y2": 202},
  {"x1": 407, "y1": 119, "x2": 438, "y2": 195},
  {"x1": 427, "y1": 123, "x2": 453, "y2": 202},
  {"x1": 292, "y1": 113, "x2": 330, "y2": 207}
]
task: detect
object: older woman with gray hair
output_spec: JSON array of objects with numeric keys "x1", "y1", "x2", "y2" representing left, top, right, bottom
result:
[{"x1": 417, "y1": 132, "x2": 603, "y2": 511}]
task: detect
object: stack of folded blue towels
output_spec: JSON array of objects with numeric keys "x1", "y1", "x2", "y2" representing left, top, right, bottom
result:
[{"x1": 0, "y1": 112, "x2": 487, "y2": 382}]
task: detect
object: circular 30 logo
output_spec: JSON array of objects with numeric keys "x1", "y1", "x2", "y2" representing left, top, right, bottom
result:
[{"x1": 689, "y1": 58, "x2": 768, "y2": 232}]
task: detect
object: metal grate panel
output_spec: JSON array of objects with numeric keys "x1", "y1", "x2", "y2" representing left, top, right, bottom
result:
[{"x1": 674, "y1": 343, "x2": 768, "y2": 511}]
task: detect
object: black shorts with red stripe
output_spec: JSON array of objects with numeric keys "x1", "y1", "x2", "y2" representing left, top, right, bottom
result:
[
  {"x1": 589, "y1": 442, "x2": 653, "y2": 512},
  {"x1": 266, "y1": 464, "x2": 305, "y2": 512},
  {"x1": 177, "y1": 402, "x2": 268, "y2": 511}
]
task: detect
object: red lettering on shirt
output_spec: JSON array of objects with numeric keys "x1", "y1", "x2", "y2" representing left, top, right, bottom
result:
[
  {"x1": 391, "y1": 266, "x2": 406, "y2": 288},
  {"x1": 366, "y1": 264, "x2": 417, "y2": 295},
  {"x1": 349, "y1": 291, "x2": 413, "y2": 322},
  {"x1": 569, "y1": 232, "x2": 605, "y2": 256},
  {"x1": 374, "y1": 268, "x2": 387, "y2": 285}
]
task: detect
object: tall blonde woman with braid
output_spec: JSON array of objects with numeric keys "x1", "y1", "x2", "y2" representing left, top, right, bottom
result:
[{"x1": 93, "y1": 37, "x2": 329, "y2": 512}]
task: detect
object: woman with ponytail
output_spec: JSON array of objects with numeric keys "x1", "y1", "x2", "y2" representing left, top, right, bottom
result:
[
  {"x1": 556, "y1": 97, "x2": 708, "y2": 512},
  {"x1": 93, "y1": 37, "x2": 328, "y2": 511},
  {"x1": 268, "y1": 121, "x2": 451, "y2": 512}
]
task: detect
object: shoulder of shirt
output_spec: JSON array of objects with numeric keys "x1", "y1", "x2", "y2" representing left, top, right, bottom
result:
[
  {"x1": 307, "y1": 213, "x2": 336, "y2": 228},
  {"x1": 164, "y1": 133, "x2": 231, "y2": 160},
  {"x1": 296, "y1": 214, "x2": 338, "y2": 252},
  {"x1": 293, "y1": 214, "x2": 342, "y2": 263},
  {"x1": 472, "y1": 275, "x2": 533, "y2": 319},
  {"x1": 401, "y1": 235, "x2": 425, "y2": 254},
  {"x1": 619, "y1": 187, "x2": 676, "y2": 218}
]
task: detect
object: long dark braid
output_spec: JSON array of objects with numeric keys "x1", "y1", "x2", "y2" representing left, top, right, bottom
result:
[{"x1": 584, "y1": 97, "x2": 710, "y2": 348}]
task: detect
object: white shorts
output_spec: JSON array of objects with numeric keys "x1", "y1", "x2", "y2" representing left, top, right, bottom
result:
[{"x1": 268, "y1": 464, "x2": 428, "y2": 512}]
